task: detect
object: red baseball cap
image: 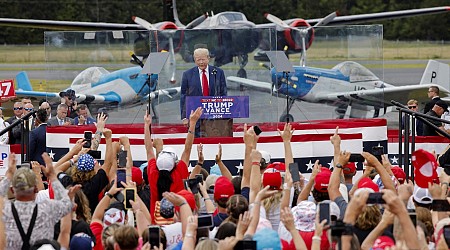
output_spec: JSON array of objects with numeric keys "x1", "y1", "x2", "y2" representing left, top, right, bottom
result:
[
  {"x1": 357, "y1": 177, "x2": 379, "y2": 192},
  {"x1": 266, "y1": 162, "x2": 286, "y2": 172},
  {"x1": 214, "y1": 176, "x2": 235, "y2": 201},
  {"x1": 314, "y1": 167, "x2": 331, "y2": 192},
  {"x1": 263, "y1": 169, "x2": 283, "y2": 190},
  {"x1": 131, "y1": 167, "x2": 143, "y2": 186},
  {"x1": 372, "y1": 235, "x2": 395, "y2": 249},
  {"x1": 412, "y1": 149, "x2": 439, "y2": 188},
  {"x1": 176, "y1": 190, "x2": 196, "y2": 211},
  {"x1": 391, "y1": 166, "x2": 406, "y2": 184},
  {"x1": 343, "y1": 162, "x2": 356, "y2": 175}
]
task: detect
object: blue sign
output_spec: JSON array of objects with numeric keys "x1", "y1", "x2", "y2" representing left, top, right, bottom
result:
[{"x1": 186, "y1": 96, "x2": 249, "y2": 119}]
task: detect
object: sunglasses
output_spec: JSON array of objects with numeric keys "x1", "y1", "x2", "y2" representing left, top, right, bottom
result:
[
  {"x1": 13, "y1": 107, "x2": 23, "y2": 110},
  {"x1": 408, "y1": 106, "x2": 417, "y2": 109},
  {"x1": 24, "y1": 108, "x2": 34, "y2": 111}
]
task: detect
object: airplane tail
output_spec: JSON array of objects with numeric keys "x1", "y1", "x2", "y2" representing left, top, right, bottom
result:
[
  {"x1": 15, "y1": 71, "x2": 33, "y2": 91},
  {"x1": 419, "y1": 60, "x2": 450, "y2": 91}
]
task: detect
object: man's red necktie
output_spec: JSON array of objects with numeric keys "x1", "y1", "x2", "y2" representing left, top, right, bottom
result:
[{"x1": 202, "y1": 69, "x2": 209, "y2": 96}]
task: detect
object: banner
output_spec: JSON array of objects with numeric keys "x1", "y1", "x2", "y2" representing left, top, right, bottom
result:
[
  {"x1": 0, "y1": 79, "x2": 16, "y2": 100},
  {"x1": 186, "y1": 96, "x2": 249, "y2": 119}
]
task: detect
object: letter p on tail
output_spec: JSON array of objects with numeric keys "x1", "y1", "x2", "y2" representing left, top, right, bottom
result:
[{"x1": 420, "y1": 60, "x2": 450, "y2": 91}]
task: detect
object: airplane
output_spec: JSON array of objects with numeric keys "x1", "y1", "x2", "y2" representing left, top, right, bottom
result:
[
  {"x1": 0, "y1": 1, "x2": 448, "y2": 79},
  {"x1": 14, "y1": 65, "x2": 181, "y2": 122},
  {"x1": 228, "y1": 59, "x2": 450, "y2": 122}
]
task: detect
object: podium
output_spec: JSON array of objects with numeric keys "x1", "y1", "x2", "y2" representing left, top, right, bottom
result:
[
  {"x1": 185, "y1": 96, "x2": 249, "y2": 138},
  {"x1": 200, "y1": 119, "x2": 233, "y2": 137}
]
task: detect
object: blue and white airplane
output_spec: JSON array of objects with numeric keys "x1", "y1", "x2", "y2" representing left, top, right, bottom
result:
[
  {"x1": 227, "y1": 60, "x2": 450, "y2": 121},
  {"x1": 14, "y1": 66, "x2": 181, "y2": 117}
]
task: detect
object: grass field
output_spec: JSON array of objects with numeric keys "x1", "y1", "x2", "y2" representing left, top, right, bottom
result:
[{"x1": 0, "y1": 40, "x2": 448, "y2": 64}]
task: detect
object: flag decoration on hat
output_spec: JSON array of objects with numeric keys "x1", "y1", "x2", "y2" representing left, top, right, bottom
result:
[{"x1": 412, "y1": 149, "x2": 439, "y2": 188}]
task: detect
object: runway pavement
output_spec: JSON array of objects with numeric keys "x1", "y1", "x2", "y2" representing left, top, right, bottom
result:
[{"x1": 0, "y1": 59, "x2": 448, "y2": 129}]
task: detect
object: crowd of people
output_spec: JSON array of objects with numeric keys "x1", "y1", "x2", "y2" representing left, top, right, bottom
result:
[{"x1": 0, "y1": 98, "x2": 449, "y2": 250}]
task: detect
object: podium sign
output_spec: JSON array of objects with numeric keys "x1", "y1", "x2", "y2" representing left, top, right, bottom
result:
[{"x1": 186, "y1": 96, "x2": 249, "y2": 119}]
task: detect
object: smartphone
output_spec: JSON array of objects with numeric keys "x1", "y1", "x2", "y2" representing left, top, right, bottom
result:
[
  {"x1": 149, "y1": 226, "x2": 160, "y2": 249},
  {"x1": 367, "y1": 192, "x2": 386, "y2": 204},
  {"x1": 234, "y1": 240, "x2": 257, "y2": 250},
  {"x1": 183, "y1": 179, "x2": 189, "y2": 190},
  {"x1": 253, "y1": 125, "x2": 262, "y2": 135},
  {"x1": 319, "y1": 202, "x2": 330, "y2": 225},
  {"x1": 188, "y1": 178, "x2": 199, "y2": 194},
  {"x1": 349, "y1": 154, "x2": 365, "y2": 162},
  {"x1": 372, "y1": 146, "x2": 384, "y2": 162},
  {"x1": 83, "y1": 131, "x2": 92, "y2": 148},
  {"x1": 433, "y1": 200, "x2": 450, "y2": 211},
  {"x1": 197, "y1": 214, "x2": 213, "y2": 228},
  {"x1": 118, "y1": 150, "x2": 127, "y2": 168},
  {"x1": 196, "y1": 174, "x2": 203, "y2": 184},
  {"x1": 146, "y1": 104, "x2": 150, "y2": 115},
  {"x1": 114, "y1": 191, "x2": 124, "y2": 203},
  {"x1": 409, "y1": 212, "x2": 417, "y2": 227},
  {"x1": 289, "y1": 163, "x2": 300, "y2": 183},
  {"x1": 117, "y1": 169, "x2": 126, "y2": 188},
  {"x1": 444, "y1": 225, "x2": 450, "y2": 247},
  {"x1": 124, "y1": 188, "x2": 136, "y2": 209},
  {"x1": 87, "y1": 150, "x2": 101, "y2": 159}
]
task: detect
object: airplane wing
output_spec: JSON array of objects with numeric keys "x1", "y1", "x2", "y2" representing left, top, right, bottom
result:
[
  {"x1": 227, "y1": 76, "x2": 273, "y2": 93},
  {"x1": 315, "y1": 84, "x2": 450, "y2": 108},
  {"x1": 0, "y1": 18, "x2": 142, "y2": 31},
  {"x1": 15, "y1": 90, "x2": 121, "y2": 104},
  {"x1": 255, "y1": 6, "x2": 449, "y2": 29}
]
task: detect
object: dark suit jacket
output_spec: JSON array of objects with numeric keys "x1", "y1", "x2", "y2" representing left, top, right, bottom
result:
[
  {"x1": 74, "y1": 116, "x2": 96, "y2": 125},
  {"x1": 47, "y1": 117, "x2": 73, "y2": 126},
  {"x1": 6, "y1": 116, "x2": 20, "y2": 144},
  {"x1": 29, "y1": 123, "x2": 47, "y2": 165},
  {"x1": 180, "y1": 65, "x2": 227, "y2": 119},
  {"x1": 424, "y1": 97, "x2": 441, "y2": 114},
  {"x1": 401, "y1": 115, "x2": 424, "y2": 136}
]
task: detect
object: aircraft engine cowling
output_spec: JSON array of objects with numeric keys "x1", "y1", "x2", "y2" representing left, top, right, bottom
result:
[
  {"x1": 280, "y1": 19, "x2": 315, "y2": 53},
  {"x1": 133, "y1": 21, "x2": 183, "y2": 58}
]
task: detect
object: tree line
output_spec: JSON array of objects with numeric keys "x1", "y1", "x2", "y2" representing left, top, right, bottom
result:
[{"x1": 0, "y1": 0, "x2": 448, "y2": 44}]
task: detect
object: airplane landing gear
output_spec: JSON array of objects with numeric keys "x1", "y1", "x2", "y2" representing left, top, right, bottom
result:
[{"x1": 279, "y1": 98, "x2": 296, "y2": 122}]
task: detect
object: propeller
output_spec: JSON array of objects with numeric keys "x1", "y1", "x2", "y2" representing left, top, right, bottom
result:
[
  {"x1": 172, "y1": 0, "x2": 207, "y2": 29},
  {"x1": 265, "y1": 12, "x2": 337, "y2": 67},
  {"x1": 133, "y1": 16, "x2": 177, "y2": 84}
]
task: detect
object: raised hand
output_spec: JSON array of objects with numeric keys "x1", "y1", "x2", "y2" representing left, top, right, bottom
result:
[
  {"x1": 278, "y1": 123, "x2": 294, "y2": 142},
  {"x1": 96, "y1": 112, "x2": 108, "y2": 132},
  {"x1": 6, "y1": 153, "x2": 16, "y2": 180},
  {"x1": 197, "y1": 143, "x2": 204, "y2": 163},
  {"x1": 189, "y1": 107, "x2": 203, "y2": 124},
  {"x1": 41, "y1": 153, "x2": 57, "y2": 180},
  {"x1": 215, "y1": 143, "x2": 222, "y2": 163},
  {"x1": 330, "y1": 126, "x2": 341, "y2": 146}
]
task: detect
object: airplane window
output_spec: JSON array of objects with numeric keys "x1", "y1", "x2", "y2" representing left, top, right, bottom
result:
[
  {"x1": 72, "y1": 67, "x2": 109, "y2": 86},
  {"x1": 332, "y1": 61, "x2": 379, "y2": 81}
]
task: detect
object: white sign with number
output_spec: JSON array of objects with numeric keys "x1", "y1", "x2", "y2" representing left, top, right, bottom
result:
[{"x1": 0, "y1": 79, "x2": 16, "y2": 99}]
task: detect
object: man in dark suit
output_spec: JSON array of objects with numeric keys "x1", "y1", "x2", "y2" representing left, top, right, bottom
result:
[
  {"x1": 180, "y1": 48, "x2": 227, "y2": 136},
  {"x1": 423, "y1": 86, "x2": 441, "y2": 114},
  {"x1": 402, "y1": 99, "x2": 424, "y2": 136},
  {"x1": 6, "y1": 102, "x2": 23, "y2": 144},
  {"x1": 74, "y1": 104, "x2": 96, "y2": 125},
  {"x1": 29, "y1": 109, "x2": 48, "y2": 165}
]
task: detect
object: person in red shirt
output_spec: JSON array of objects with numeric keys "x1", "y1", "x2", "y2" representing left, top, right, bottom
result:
[{"x1": 145, "y1": 107, "x2": 203, "y2": 223}]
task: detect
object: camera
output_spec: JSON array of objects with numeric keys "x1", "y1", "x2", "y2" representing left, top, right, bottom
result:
[{"x1": 372, "y1": 146, "x2": 384, "y2": 162}]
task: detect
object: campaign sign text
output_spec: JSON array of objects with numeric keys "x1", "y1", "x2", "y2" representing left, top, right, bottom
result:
[
  {"x1": 0, "y1": 145, "x2": 10, "y2": 177},
  {"x1": 0, "y1": 79, "x2": 16, "y2": 99},
  {"x1": 186, "y1": 96, "x2": 249, "y2": 119}
]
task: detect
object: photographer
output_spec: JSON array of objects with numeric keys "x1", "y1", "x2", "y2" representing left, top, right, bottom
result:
[{"x1": 59, "y1": 89, "x2": 78, "y2": 119}]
